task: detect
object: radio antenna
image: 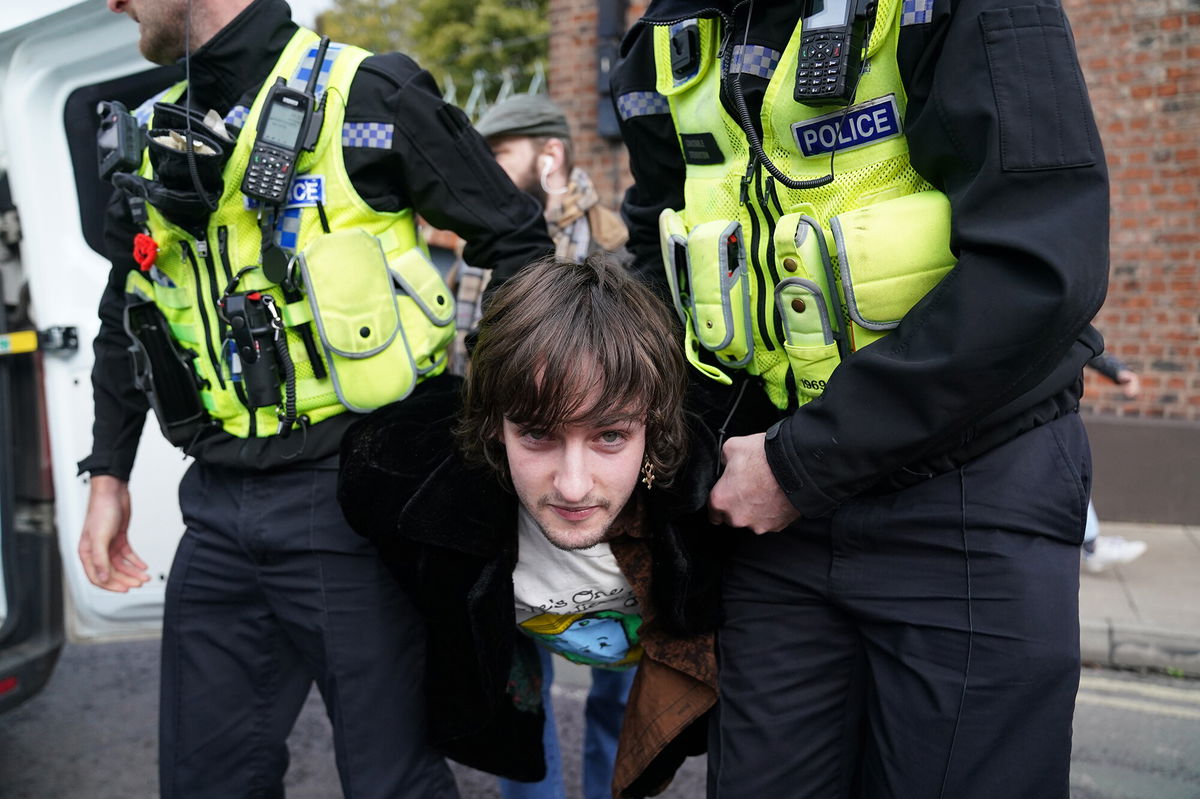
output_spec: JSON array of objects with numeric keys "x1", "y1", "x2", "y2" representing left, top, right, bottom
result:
[{"x1": 183, "y1": 0, "x2": 218, "y2": 212}]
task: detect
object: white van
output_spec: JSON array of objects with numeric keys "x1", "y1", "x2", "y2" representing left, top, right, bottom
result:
[{"x1": 0, "y1": 1, "x2": 190, "y2": 711}]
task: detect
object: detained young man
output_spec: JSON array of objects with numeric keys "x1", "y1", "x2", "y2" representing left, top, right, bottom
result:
[{"x1": 337, "y1": 256, "x2": 720, "y2": 798}]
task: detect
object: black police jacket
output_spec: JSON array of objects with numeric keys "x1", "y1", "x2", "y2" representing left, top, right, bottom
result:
[
  {"x1": 612, "y1": 0, "x2": 1110, "y2": 515},
  {"x1": 81, "y1": 0, "x2": 552, "y2": 478}
]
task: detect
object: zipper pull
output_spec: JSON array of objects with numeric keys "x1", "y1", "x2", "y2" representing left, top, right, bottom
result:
[
  {"x1": 765, "y1": 174, "x2": 782, "y2": 213},
  {"x1": 196, "y1": 238, "x2": 209, "y2": 259},
  {"x1": 739, "y1": 156, "x2": 758, "y2": 206}
]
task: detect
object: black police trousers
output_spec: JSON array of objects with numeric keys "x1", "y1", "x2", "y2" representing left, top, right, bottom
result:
[
  {"x1": 161, "y1": 462, "x2": 458, "y2": 798},
  {"x1": 706, "y1": 413, "x2": 1091, "y2": 799}
]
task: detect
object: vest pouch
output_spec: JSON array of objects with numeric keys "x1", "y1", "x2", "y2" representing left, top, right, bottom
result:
[
  {"x1": 831, "y1": 190, "x2": 956, "y2": 348},
  {"x1": 775, "y1": 278, "x2": 840, "y2": 402},
  {"x1": 133, "y1": 127, "x2": 228, "y2": 233},
  {"x1": 297, "y1": 229, "x2": 418, "y2": 412},
  {"x1": 388, "y1": 246, "x2": 455, "y2": 375},
  {"x1": 685, "y1": 219, "x2": 753, "y2": 369},
  {"x1": 658, "y1": 208, "x2": 690, "y2": 323},
  {"x1": 146, "y1": 127, "x2": 227, "y2": 193},
  {"x1": 656, "y1": 210, "x2": 730, "y2": 384},
  {"x1": 112, "y1": 172, "x2": 217, "y2": 237},
  {"x1": 124, "y1": 299, "x2": 209, "y2": 447}
]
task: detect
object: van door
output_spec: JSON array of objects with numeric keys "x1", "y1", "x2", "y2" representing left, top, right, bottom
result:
[
  {"x1": 0, "y1": 2, "x2": 188, "y2": 642},
  {"x1": 0, "y1": 276, "x2": 65, "y2": 713}
]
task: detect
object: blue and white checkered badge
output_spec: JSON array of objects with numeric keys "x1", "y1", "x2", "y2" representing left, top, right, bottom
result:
[
  {"x1": 732, "y1": 44, "x2": 782, "y2": 80},
  {"x1": 792, "y1": 95, "x2": 903, "y2": 158},
  {"x1": 342, "y1": 122, "x2": 394, "y2": 149},
  {"x1": 901, "y1": 0, "x2": 935, "y2": 26},
  {"x1": 617, "y1": 91, "x2": 670, "y2": 121}
]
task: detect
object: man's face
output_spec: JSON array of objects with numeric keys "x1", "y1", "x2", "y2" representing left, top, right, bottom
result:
[
  {"x1": 108, "y1": 0, "x2": 190, "y2": 65},
  {"x1": 488, "y1": 136, "x2": 545, "y2": 206},
  {"x1": 502, "y1": 410, "x2": 646, "y2": 551}
]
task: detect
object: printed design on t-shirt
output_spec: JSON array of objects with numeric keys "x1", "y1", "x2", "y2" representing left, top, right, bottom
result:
[
  {"x1": 521, "y1": 585, "x2": 639, "y2": 616},
  {"x1": 519, "y1": 609, "x2": 643, "y2": 669}
]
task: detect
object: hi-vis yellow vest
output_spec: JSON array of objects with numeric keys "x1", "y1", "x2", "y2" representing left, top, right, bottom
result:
[
  {"x1": 126, "y1": 28, "x2": 454, "y2": 439},
  {"x1": 653, "y1": 0, "x2": 956, "y2": 410}
]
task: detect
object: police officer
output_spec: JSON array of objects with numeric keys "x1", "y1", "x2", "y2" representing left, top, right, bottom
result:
[
  {"x1": 77, "y1": 0, "x2": 551, "y2": 796},
  {"x1": 612, "y1": 0, "x2": 1108, "y2": 797}
]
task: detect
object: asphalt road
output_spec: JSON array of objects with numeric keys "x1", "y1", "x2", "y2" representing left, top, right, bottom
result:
[{"x1": 0, "y1": 640, "x2": 1195, "y2": 798}]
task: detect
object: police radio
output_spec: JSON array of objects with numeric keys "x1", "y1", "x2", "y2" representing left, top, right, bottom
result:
[
  {"x1": 241, "y1": 37, "x2": 330, "y2": 206},
  {"x1": 241, "y1": 79, "x2": 318, "y2": 206},
  {"x1": 794, "y1": 0, "x2": 877, "y2": 106}
]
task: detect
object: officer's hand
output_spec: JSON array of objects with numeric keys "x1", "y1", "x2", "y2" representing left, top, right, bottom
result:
[
  {"x1": 78, "y1": 475, "x2": 149, "y2": 592},
  {"x1": 708, "y1": 433, "x2": 800, "y2": 534}
]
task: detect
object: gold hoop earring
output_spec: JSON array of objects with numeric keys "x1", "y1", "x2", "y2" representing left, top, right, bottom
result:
[{"x1": 640, "y1": 458, "x2": 656, "y2": 490}]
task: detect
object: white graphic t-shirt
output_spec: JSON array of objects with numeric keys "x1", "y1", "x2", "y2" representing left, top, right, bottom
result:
[{"x1": 512, "y1": 506, "x2": 643, "y2": 669}]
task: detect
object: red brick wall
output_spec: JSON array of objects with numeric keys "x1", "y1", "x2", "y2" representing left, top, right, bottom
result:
[
  {"x1": 547, "y1": 1, "x2": 645, "y2": 209},
  {"x1": 1066, "y1": 0, "x2": 1200, "y2": 421},
  {"x1": 549, "y1": 1, "x2": 1200, "y2": 421}
]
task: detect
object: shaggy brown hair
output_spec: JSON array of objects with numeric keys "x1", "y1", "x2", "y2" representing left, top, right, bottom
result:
[{"x1": 456, "y1": 255, "x2": 687, "y2": 486}]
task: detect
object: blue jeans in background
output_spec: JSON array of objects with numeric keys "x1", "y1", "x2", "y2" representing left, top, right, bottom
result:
[{"x1": 499, "y1": 646, "x2": 636, "y2": 799}]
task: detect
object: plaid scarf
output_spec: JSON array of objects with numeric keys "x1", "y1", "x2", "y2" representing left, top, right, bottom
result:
[
  {"x1": 450, "y1": 168, "x2": 617, "y2": 375},
  {"x1": 545, "y1": 168, "x2": 599, "y2": 262}
]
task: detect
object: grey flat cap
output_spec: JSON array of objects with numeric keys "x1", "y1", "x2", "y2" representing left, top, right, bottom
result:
[{"x1": 475, "y1": 94, "x2": 571, "y2": 141}]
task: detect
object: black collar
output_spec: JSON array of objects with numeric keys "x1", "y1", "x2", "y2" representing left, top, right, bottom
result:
[
  {"x1": 182, "y1": 0, "x2": 298, "y2": 114},
  {"x1": 640, "y1": 0, "x2": 742, "y2": 24}
]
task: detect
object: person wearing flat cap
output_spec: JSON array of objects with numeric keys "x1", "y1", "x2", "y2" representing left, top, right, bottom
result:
[
  {"x1": 475, "y1": 94, "x2": 629, "y2": 262},
  {"x1": 451, "y1": 95, "x2": 631, "y2": 381}
]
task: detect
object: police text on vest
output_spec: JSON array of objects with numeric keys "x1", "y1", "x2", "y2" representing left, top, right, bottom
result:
[{"x1": 792, "y1": 95, "x2": 902, "y2": 158}]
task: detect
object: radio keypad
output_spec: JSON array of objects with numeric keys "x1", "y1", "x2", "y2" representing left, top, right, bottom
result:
[
  {"x1": 795, "y1": 31, "x2": 851, "y2": 98},
  {"x1": 245, "y1": 150, "x2": 292, "y2": 203}
]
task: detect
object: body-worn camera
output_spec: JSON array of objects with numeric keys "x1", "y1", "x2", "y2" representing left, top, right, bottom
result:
[
  {"x1": 96, "y1": 100, "x2": 144, "y2": 181},
  {"x1": 221, "y1": 291, "x2": 283, "y2": 408}
]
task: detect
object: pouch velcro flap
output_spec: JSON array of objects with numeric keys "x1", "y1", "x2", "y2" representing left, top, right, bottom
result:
[
  {"x1": 300, "y1": 229, "x2": 400, "y2": 358},
  {"x1": 774, "y1": 211, "x2": 837, "y2": 294},
  {"x1": 389, "y1": 247, "x2": 454, "y2": 327},
  {"x1": 775, "y1": 278, "x2": 834, "y2": 348},
  {"x1": 832, "y1": 190, "x2": 956, "y2": 331}
]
